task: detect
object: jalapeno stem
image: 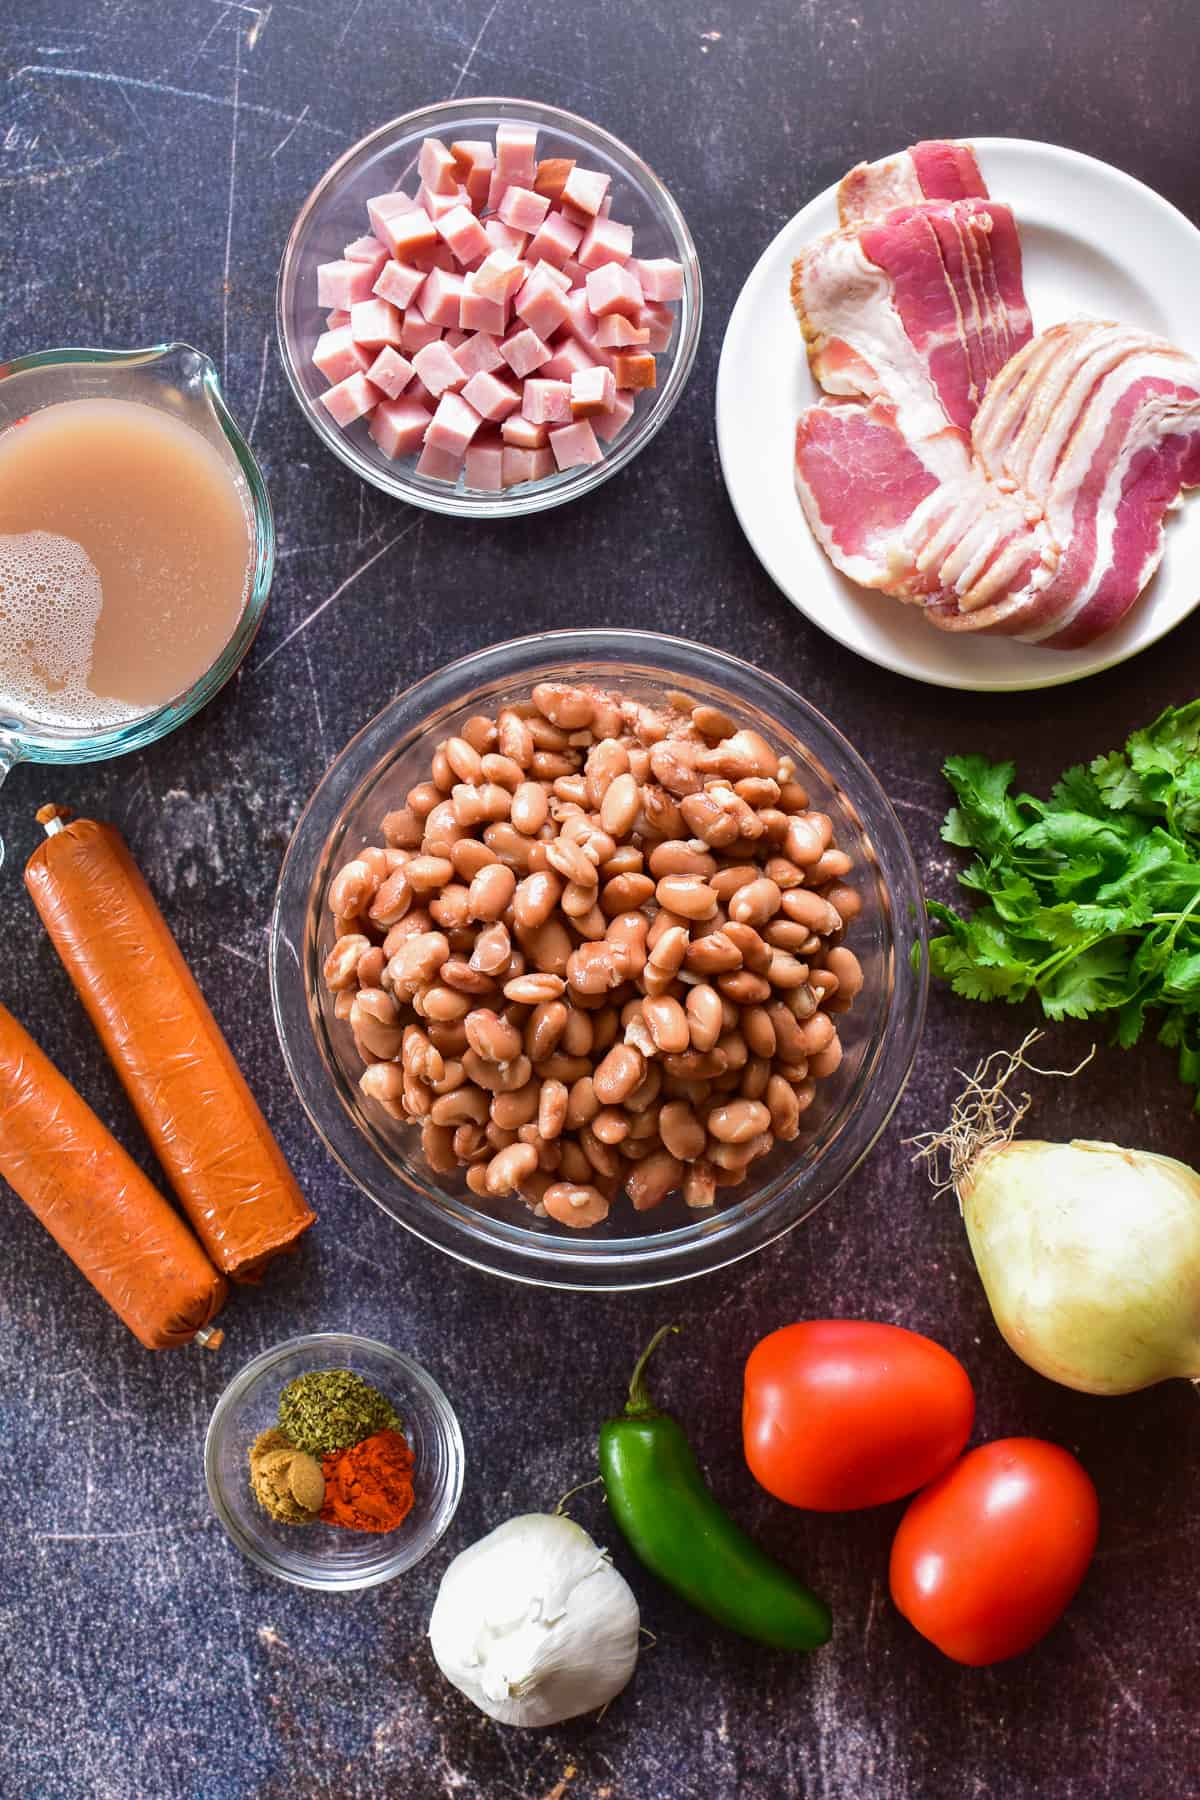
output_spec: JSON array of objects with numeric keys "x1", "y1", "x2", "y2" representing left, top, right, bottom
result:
[{"x1": 626, "y1": 1324, "x2": 681, "y2": 1416}]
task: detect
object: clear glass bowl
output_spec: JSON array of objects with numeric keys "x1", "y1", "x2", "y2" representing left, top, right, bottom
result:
[
  {"x1": 270, "y1": 630, "x2": 927, "y2": 1289},
  {"x1": 205, "y1": 1332, "x2": 464, "y2": 1590},
  {"x1": 0, "y1": 342, "x2": 274, "y2": 866},
  {"x1": 276, "y1": 97, "x2": 702, "y2": 518}
]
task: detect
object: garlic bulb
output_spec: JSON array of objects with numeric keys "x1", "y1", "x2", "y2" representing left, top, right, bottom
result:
[
  {"x1": 963, "y1": 1138, "x2": 1200, "y2": 1395},
  {"x1": 428, "y1": 1513, "x2": 640, "y2": 1728}
]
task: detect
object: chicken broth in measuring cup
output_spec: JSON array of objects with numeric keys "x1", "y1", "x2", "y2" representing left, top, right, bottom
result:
[{"x1": 0, "y1": 397, "x2": 252, "y2": 731}]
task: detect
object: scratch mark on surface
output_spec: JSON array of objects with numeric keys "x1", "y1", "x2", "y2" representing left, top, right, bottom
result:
[
  {"x1": 335, "y1": 0, "x2": 364, "y2": 47},
  {"x1": 1066, "y1": 1617, "x2": 1148, "y2": 1723},
  {"x1": 245, "y1": 2, "x2": 272, "y2": 49},
  {"x1": 254, "y1": 520, "x2": 419, "y2": 671},
  {"x1": 34, "y1": 1520, "x2": 206, "y2": 1543},
  {"x1": 448, "y1": 0, "x2": 502, "y2": 99},
  {"x1": 219, "y1": 940, "x2": 257, "y2": 965},
  {"x1": 13, "y1": 66, "x2": 340, "y2": 136},
  {"x1": 247, "y1": 329, "x2": 271, "y2": 444},
  {"x1": 301, "y1": 632, "x2": 330, "y2": 763},
  {"x1": 113, "y1": 79, "x2": 151, "y2": 137},
  {"x1": 221, "y1": 27, "x2": 243, "y2": 381},
  {"x1": 45, "y1": 1369, "x2": 135, "y2": 1423},
  {"x1": 268, "y1": 99, "x2": 308, "y2": 159}
]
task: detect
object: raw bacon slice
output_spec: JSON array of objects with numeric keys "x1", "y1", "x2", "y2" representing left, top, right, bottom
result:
[
  {"x1": 794, "y1": 320, "x2": 1200, "y2": 644},
  {"x1": 837, "y1": 140, "x2": 988, "y2": 226},
  {"x1": 792, "y1": 199, "x2": 1033, "y2": 439}
]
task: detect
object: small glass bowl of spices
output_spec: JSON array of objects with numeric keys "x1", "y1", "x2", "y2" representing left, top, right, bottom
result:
[{"x1": 205, "y1": 1332, "x2": 464, "y2": 1589}]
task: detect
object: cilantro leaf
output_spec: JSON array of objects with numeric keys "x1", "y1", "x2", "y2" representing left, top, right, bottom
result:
[{"x1": 926, "y1": 703, "x2": 1200, "y2": 1112}]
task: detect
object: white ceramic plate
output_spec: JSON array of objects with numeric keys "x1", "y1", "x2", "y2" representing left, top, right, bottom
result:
[{"x1": 716, "y1": 138, "x2": 1200, "y2": 691}]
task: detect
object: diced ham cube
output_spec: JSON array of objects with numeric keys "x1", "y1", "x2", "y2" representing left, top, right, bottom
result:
[
  {"x1": 561, "y1": 166, "x2": 611, "y2": 217},
  {"x1": 498, "y1": 185, "x2": 551, "y2": 233},
  {"x1": 638, "y1": 303, "x2": 675, "y2": 352},
  {"x1": 611, "y1": 351, "x2": 656, "y2": 390},
  {"x1": 365, "y1": 345, "x2": 414, "y2": 399},
  {"x1": 525, "y1": 210, "x2": 583, "y2": 270},
  {"x1": 514, "y1": 268, "x2": 571, "y2": 339},
  {"x1": 593, "y1": 388, "x2": 637, "y2": 443},
  {"x1": 461, "y1": 369, "x2": 521, "y2": 422},
  {"x1": 586, "y1": 262, "x2": 644, "y2": 320},
  {"x1": 420, "y1": 181, "x2": 472, "y2": 220},
  {"x1": 502, "y1": 445, "x2": 555, "y2": 486},
  {"x1": 400, "y1": 304, "x2": 442, "y2": 355},
  {"x1": 317, "y1": 259, "x2": 378, "y2": 310},
  {"x1": 473, "y1": 249, "x2": 526, "y2": 303},
  {"x1": 534, "y1": 157, "x2": 575, "y2": 201},
  {"x1": 570, "y1": 365, "x2": 617, "y2": 418},
  {"x1": 502, "y1": 414, "x2": 549, "y2": 448},
  {"x1": 412, "y1": 338, "x2": 468, "y2": 398},
  {"x1": 350, "y1": 297, "x2": 403, "y2": 349},
  {"x1": 444, "y1": 328, "x2": 468, "y2": 349},
  {"x1": 425, "y1": 391, "x2": 483, "y2": 456},
  {"x1": 534, "y1": 261, "x2": 572, "y2": 293},
  {"x1": 452, "y1": 140, "x2": 496, "y2": 211},
  {"x1": 313, "y1": 327, "x2": 372, "y2": 386},
  {"x1": 484, "y1": 170, "x2": 509, "y2": 215},
  {"x1": 549, "y1": 419, "x2": 603, "y2": 469},
  {"x1": 343, "y1": 236, "x2": 389, "y2": 280},
  {"x1": 373, "y1": 259, "x2": 426, "y2": 309},
  {"x1": 459, "y1": 271, "x2": 508, "y2": 335},
  {"x1": 633, "y1": 257, "x2": 684, "y2": 302},
  {"x1": 560, "y1": 258, "x2": 587, "y2": 289},
  {"x1": 577, "y1": 216, "x2": 633, "y2": 271},
  {"x1": 377, "y1": 206, "x2": 439, "y2": 261},
  {"x1": 436, "y1": 203, "x2": 491, "y2": 267},
  {"x1": 495, "y1": 123, "x2": 537, "y2": 186},
  {"x1": 453, "y1": 331, "x2": 506, "y2": 377},
  {"x1": 418, "y1": 266, "x2": 468, "y2": 328},
  {"x1": 320, "y1": 371, "x2": 381, "y2": 427},
  {"x1": 522, "y1": 378, "x2": 572, "y2": 425},
  {"x1": 416, "y1": 440, "x2": 464, "y2": 482},
  {"x1": 365, "y1": 190, "x2": 416, "y2": 245},
  {"x1": 325, "y1": 309, "x2": 351, "y2": 330},
  {"x1": 482, "y1": 218, "x2": 528, "y2": 257},
  {"x1": 464, "y1": 437, "x2": 505, "y2": 491},
  {"x1": 595, "y1": 314, "x2": 651, "y2": 348},
  {"x1": 499, "y1": 327, "x2": 552, "y2": 379},
  {"x1": 540, "y1": 337, "x2": 600, "y2": 382},
  {"x1": 418, "y1": 136, "x2": 459, "y2": 196},
  {"x1": 369, "y1": 395, "x2": 432, "y2": 458}
]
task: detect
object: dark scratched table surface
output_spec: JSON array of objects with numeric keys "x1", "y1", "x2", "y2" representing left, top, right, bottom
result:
[{"x1": 3, "y1": 2, "x2": 1199, "y2": 1796}]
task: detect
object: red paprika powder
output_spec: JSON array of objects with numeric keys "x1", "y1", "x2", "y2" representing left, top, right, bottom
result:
[{"x1": 320, "y1": 1428, "x2": 415, "y2": 1533}]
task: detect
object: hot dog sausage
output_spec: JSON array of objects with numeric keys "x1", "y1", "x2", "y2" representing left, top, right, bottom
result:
[
  {"x1": 0, "y1": 1003, "x2": 227, "y2": 1349},
  {"x1": 25, "y1": 813, "x2": 315, "y2": 1282}
]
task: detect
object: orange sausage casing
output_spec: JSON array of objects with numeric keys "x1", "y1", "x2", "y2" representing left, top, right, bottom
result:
[
  {"x1": 26, "y1": 817, "x2": 315, "y2": 1282},
  {"x1": 0, "y1": 1003, "x2": 226, "y2": 1348}
]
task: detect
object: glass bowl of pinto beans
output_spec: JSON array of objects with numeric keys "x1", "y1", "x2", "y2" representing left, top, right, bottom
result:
[
  {"x1": 269, "y1": 630, "x2": 927, "y2": 1290},
  {"x1": 204, "y1": 1332, "x2": 465, "y2": 1589}
]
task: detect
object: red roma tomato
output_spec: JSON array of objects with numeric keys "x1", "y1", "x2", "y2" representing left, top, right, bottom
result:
[
  {"x1": 742, "y1": 1320, "x2": 975, "y2": 1510},
  {"x1": 889, "y1": 1437, "x2": 1099, "y2": 1666}
]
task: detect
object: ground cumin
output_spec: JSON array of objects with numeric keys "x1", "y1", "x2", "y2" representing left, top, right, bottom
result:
[{"x1": 320, "y1": 1428, "x2": 415, "y2": 1533}]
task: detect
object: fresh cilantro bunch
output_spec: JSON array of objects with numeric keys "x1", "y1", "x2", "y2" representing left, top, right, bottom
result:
[{"x1": 927, "y1": 699, "x2": 1200, "y2": 1108}]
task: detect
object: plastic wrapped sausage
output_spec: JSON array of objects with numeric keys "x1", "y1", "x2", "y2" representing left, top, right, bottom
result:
[
  {"x1": 25, "y1": 809, "x2": 315, "y2": 1282},
  {"x1": 0, "y1": 1003, "x2": 227, "y2": 1349}
]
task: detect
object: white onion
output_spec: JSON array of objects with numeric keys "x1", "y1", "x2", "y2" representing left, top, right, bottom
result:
[{"x1": 911, "y1": 1036, "x2": 1200, "y2": 1396}]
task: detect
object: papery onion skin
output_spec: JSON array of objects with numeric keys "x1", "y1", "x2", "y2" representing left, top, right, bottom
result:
[{"x1": 961, "y1": 1138, "x2": 1200, "y2": 1396}]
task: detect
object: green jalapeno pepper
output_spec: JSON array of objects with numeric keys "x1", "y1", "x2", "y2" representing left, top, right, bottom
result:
[{"x1": 598, "y1": 1325, "x2": 832, "y2": 1652}]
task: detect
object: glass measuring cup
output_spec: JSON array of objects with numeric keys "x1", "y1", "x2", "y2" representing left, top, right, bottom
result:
[{"x1": 0, "y1": 342, "x2": 274, "y2": 865}]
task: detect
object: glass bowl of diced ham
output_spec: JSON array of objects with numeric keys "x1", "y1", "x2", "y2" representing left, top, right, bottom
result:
[{"x1": 277, "y1": 98, "x2": 701, "y2": 516}]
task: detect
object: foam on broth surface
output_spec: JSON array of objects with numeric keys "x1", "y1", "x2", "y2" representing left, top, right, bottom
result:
[{"x1": 0, "y1": 397, "x2": 252, "y2": 732}]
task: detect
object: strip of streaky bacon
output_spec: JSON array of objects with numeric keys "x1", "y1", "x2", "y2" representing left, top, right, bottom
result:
[
  {"x1": 837, "y1": 140, "x2": 989, "y2": 226},
  {"x1": 791, "y1": 198, "x2": 1033, "y2": 441},
  {"x1": 794, "y1": 320, "x2": 1200, "y2": 645},
  {"x1": 971, "y1": 320, "x2": 1200, "y2": 644}
]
